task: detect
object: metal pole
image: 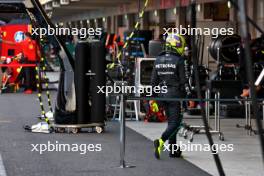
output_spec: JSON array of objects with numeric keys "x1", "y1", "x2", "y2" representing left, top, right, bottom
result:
[
  {"x1": 190, "y1": 1, "x2": 225, "y2": 175},
  {"x1": 238, "y1": 0, "x2": 264, "y2": 161},
  {"x1": 262, "y1": 101, "x2": 264, "y2": 127},
  {"x1": 249, "y1": 98, "x2": 252, "y2": 136},
  {"x1": 208, "y1": 91, "x2": 210, "y2": 121},
  {"x1": 218, "y1": 92, "x2": 220, "y2": 132},
  {"x1": 119, "y1": 94, "x2": 135, "y2": 168},
  {"x1": 217, "y1": 47, "x2": 220, "y2": 65},
  {"x1": 120, "y1": 94, "x2": 125, "y2": 167},
  {"x1": 205, "y1": 91, "x2": 208, "y2": 120},
  {"x1": 30, "y1": 0, "x2": 75, "y2": 70},
  {"x1": 229, "y1": 0, "x2": 264, "y2": 35},
  {"x1": 206, "y1": 46, "x2": 209, "y2": 68},
  {"x1": 215, "y1": 93, "x2": 217, "y2": 131},
  {"x1": 245, "y1": 98, "x2": 248, "y2": 135}
]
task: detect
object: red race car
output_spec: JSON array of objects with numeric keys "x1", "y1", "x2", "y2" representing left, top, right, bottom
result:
[{"x1": 0, "y1": 20, "x2": 40, "y2": 92}]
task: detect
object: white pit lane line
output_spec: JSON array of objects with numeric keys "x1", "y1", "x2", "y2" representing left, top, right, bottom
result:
[{"x1": 0, "y1": 154, "x2": 7, "y2": 176}]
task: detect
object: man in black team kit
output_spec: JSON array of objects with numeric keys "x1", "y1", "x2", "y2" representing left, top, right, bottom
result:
[{"x1": 150, "y1": 33, "x2": 190, "y2": 159}]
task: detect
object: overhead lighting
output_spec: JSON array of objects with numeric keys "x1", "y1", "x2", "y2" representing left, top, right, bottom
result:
[
  {"x1": 44, "y1": 3, "x2": 53, "y2": 10},
  {"x1": 196, "y1": 4, "x2": 201, "y2": 12},
  {"x1": 60, "y1": 0, "x2": 70, "y2": 5},
  {"x1": 154, "y1": 10, "x2": 158, "y2": 17},
  {"x1": 227, "y1": 1, "x2": 231, "y2": 8},
  {"x1": 52, "y1": 0, "x2": 60, "y2": 8},
  {"x1": 173, "y1": 8, "x2": 177, "y2": 15}
]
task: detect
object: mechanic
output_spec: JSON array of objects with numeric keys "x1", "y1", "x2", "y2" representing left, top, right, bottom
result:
[{"x1": 20, "y1": 32, "x2": 41, "y2": 94}]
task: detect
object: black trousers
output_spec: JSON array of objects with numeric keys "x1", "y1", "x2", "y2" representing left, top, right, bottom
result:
[
  {"x1": 20, "y1": 60, "x2": 37, "y2": 90},
  {"x1": 160, "y1": 101, "x2": 182, "y2": 145},
  {"x1": 24, "y1": 67, "x2": 36, "y2": 90}
]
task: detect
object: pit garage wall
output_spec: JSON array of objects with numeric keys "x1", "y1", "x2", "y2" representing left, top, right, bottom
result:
[
  {"x1": 52, "y1": 0, "x2": 263, "y2": 69},
  {"x1": 194, "y1": 0, "x2": 263, "y2": 69},
  {"x1": 53, "y1": 0, "x2": 262, "y2": 38}
]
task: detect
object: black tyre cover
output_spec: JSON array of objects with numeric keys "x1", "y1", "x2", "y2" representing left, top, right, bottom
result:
[
  {"x1": 75, "y1": 42, "x2": 90, "y2": 124},
  {"x1": 89, "y1": 41, "x2": 106, "y2": 123}
]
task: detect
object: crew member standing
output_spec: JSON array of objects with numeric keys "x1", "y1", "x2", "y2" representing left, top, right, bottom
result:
[
  {"x1": 151, "y1": 33, "x2": 190, "y2": 159},
  {"x1": 20, "y1": 32, "x2": 41, "y2": 94}
]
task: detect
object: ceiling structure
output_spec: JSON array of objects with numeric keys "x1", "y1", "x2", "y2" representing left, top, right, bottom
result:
[{"x1": 41, "y1": 0, "x2": 137, "y2": 22}]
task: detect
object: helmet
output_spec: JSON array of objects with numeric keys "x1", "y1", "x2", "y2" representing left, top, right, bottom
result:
[{"x1": 165, "y1": 33, "x2": 186, "y2": 56}]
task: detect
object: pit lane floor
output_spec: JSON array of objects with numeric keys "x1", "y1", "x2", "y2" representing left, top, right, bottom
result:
[
  {"x1": 127, "y1": 117, "x2": 264, "y2": 176},
  {"x1": 0, "y1": 93, "x2": 210, "y2": 176}
]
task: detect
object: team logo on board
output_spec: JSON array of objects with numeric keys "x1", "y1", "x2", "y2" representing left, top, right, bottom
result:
[{"x1": 14, "y1": 31, "x2": 25, "y2": 43}]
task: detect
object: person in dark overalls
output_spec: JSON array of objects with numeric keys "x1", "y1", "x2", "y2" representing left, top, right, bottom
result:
[
  {"x1": 20, "y1": 32, "x2": 40, "y2": 94},
  {"x1": 151, "y1": 33, "x2": 190, "y2": 159}
]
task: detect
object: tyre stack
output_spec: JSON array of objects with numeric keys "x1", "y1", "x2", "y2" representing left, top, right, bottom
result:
[{"x1": 75, "y1": 40, "x2": 106, "y2": 124}]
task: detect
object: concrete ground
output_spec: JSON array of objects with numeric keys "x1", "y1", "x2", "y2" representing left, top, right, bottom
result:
[
  {"x1": 127, "y1": 118, "x2": 264, "y2": 176},
  {"x1": 0, "y1": 93, "x2": 210, "y2": 176},
  {"x1": 1, "y1": 72, "x2": 263, "y2": 175}
]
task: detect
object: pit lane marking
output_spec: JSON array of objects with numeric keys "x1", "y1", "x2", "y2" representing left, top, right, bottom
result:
[{"x1": 0, "y1": 154, "x2": 7, "y2": 176}]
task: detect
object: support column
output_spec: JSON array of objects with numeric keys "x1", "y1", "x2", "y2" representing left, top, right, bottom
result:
[
  {"x1": 106, "y1": 17, "x2": 112, "y2": 33},
  {"x1": 127, "y1": 14, "x2": 135, "y2": 30},
  {"x1": 247, "y1": 0, "x2": 255, "y2": 37},
  {"x1": 90, "y1": 19, "x2": 95, "y2": 29},
  {"x1": 86, "y1": 20, "x2": 91, "y2": 28},
  {"x1": 139, "y1": 11, "x2": 149, "y2": 30},
  {"x1": 255, "y1": 0, "x2": 264, "y2": 37},
  {"x1": 158, "y1": 9, "x2": 166, "y2": 37},
  {"x1": 111, "y1": 15, "x2": 115, "y2": 33},
  {"x1": 177, "y1": 6, "x2": 187, "y2": 27},
  {"x1": 96, "y1": 18, "x2": 103, "y2": 28}
]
